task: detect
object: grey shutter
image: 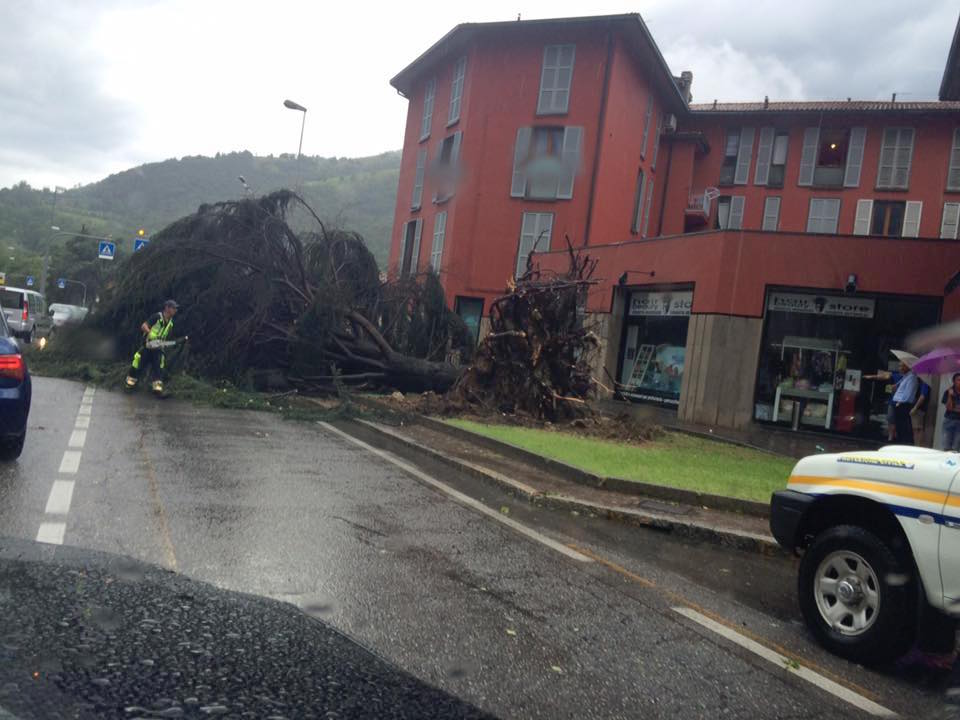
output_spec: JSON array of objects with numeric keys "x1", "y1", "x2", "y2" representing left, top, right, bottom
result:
[
  {"x1": 410, "y1": 218, "x2": 423, "y2": 272},
  {"x1": 651, "y1": 114, "x2": 663, "y2": 169},
  {"x1": 631, "y1": 170, "x2": 645, "y2": 233},
  {"x1": 448, "y1": 57, "x2": 466, "y2": 125},
  {"x1": 728, "y1": 196, "x2": 745, "y2": 230},
  {"x1": 903, "y1": 201, "x2": 922, "y2": 238},
  {"x1": 949, "y1": 129, "x2": 960, "y2": 191},
  {"x1": 557, "y1": 126, "x2": 583, "y2": 199},
  {"x1": 398, "y1": 222, "x2": 408, "y2": 274},
  {"x1": 762, "y1": 197, "x2": 780, "y2": 231},
  {"x1": 641, "y1": 94, "x2": 653, "y2": 159},
  {"x1": 510, "y1": 127, "x2": 531, "y2": 197},
  {"x1": 450, "y1": 131, "x2": 463, "y2": 176},
  {"x1": 805, "y1": 199, "x2": 819, "y2": 233},
  {"x1": 734, "y1": 127, "x2": 754, "y2": 185},
  {"x1": 895, "y1": 128, "x2": 915, "y2": 189},
  {"x1": 431, "y1": 211, "x2": 446, "y2": 271},
  {"x1": 853, "y1": 199, "x2": 873, "y2": 235},
  {"x1": 877, "y1": 128, "x2": 896, "y2": 188},
  {"x1": 420, "y1": 78, "x2": 435, "y2": 140},
  {"x1": 516, "y1": 213, "x2": 535, "y2": 277},
  {"x1": 942, "y1": 202, "x2": 960, "y2": 239},
  {"x1": 843, "y1": 127, "x2": 866, "y2": 187},
  {"x1": 411, "y1": 149, "x2": 426, "y2": 209},
  {"x1": 754, "y1": 127, "x2": 774, "y2": 185},
  {"x1": 825, "y1": 199, "x2": 840, "y2": 233},
  {"x1": 798, "y1": 127, "x2": 819, "y2": 186},
  {"x1": 642, "y1": 179, "x2": 655, "y2": 237},
  {"x1": 536, "y1": 213, "x2": 554, "y2": 252}
]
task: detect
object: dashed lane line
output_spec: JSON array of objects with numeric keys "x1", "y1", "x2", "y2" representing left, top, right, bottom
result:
[
  {"x1": 68, "y1": 429, "x2": 87, "y2": 449},
  {"x1": 318, "y1": 422, "x2": 593, "y2": 563},
  {"x1": 74, "y1": 415, "x2": 90, "y2": 429},
  {"x1": 77, "y1": 405, "x2": 92, "y2": 416},
  {"x1": 44, "y1": 480, "x2": 76, "y2": 515},
  {"x1": 58, "y1": 451, "x2": 81, "y2": 474},
  {"x1": 36, "y1": 522, "x2": 66, "y2": 545}
]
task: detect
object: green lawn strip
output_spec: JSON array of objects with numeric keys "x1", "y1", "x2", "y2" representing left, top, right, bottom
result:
[{"x1": 445, "y1": 419, "x2": 794, "y2": 503}]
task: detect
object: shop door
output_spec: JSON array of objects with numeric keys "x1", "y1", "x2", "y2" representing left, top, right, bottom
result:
[{"x1": 455, "y1": 297, "x2": 484, "y2": 345}]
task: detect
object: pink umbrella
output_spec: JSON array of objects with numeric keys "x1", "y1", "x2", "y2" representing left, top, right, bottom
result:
[{"x1": 911, "y1": 347, "x2": 960, "y2": 376}]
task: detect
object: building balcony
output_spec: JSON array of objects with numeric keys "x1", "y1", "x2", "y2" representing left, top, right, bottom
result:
[{"x1": 685, "y1": 190, "x2": 713, "y2": 219}]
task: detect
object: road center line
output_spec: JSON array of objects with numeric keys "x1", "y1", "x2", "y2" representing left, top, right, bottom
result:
[
  {"x1": 68, "y1": 429, "x2": 87, "y2": 449},
  {"x1": 36, "y1": 522, "x2": 66, "y2": 545},
  {"x1": 74, "y1": 415, "x2": 90, "y2": 429},
  {"x1": 44, "y1": 480, "x2": 75, "y2": 515},
  {"x1": 77, "y1": 405, "x2": 92, "y2": 416},
  {"x1": 672, "y1": 606, "x2": 897, "y2": 718},
  {"x1": 318, "y1": 422, "x2": 592, "y2": 563},
  {"x1": 58, "y1": 451, "x2": 82, "y2": 474}
]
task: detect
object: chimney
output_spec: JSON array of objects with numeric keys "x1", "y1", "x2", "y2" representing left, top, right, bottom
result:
[
  {"x1": 677, "y1": 70, "x2": 694, "y2": 103},
  {"x1": 763, "y1": 95, "x2": 769, "y2": 109}
]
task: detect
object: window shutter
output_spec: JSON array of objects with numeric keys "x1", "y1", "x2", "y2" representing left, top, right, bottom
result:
[
  {"x1": 536, "y1": 213, "x2": 554, "y2": 252},
  {"x1": 734, "y1": 127, "x2": 754, "y2": 185},
  {"x1": 411, "y1": 149, "x2": 426, "y2": 210},
  {"x1": 894, "y1": 128, "x2": 914, "y2": 189},
  {"x1": 762, "y1": 197, "x2": 781, "y2": 231},
  {"x1": 651, "y1": 115, "x2": 663, "y2": 169},
  {"x1": 642, "y1": 178, "x2": 655, "y2": 237},
  {"x1": 641, "y1": 94, "x2": 653, "y2": 159},
  {"x1": 728, "y1": 196, "x2": 745, "y2": 229},
  {"x1": 450, "y1": 131, "x2": 463, "y2": 169},
  {"x1": 754, "y1": 127, "x2": 774, "y2": 185},
  {"x1": 420, "y1": 79, "x2": 435, "y2": 140},
  {"x1": 902, "y1": 201, "x2": 922, "y2": 238},
  {"x1": 398, "y1": 222, "x2": 408, "y2": 274},
  {"x1": 410, "y1": 218, "x2": 423, "y2": 271},
  {"x1": 510, "y1": 127, "x2": 531, "y2": 197},
  {"x1": 877, "y1": 128, "x2": 896, "y2": 188},
  {"x1": 949, "y1": 129, "x2": 960, "y2": 191},
  {"x1": 853, "y1": 199, "x2": 873, "y2": 235},
  {"x1": 942, "y1": 202, "x2": 960, "y2": 239},
  {"x1": 806, "y1": 199, "x2": 819, "y2": 233},
  {"x1": 537, "y1": 45, "x2": 575, "y2": 115},
  {"x1": 431, "y1": 211, "x2": 447, "y2": 271},
  {"x1": 448, "y1": 57, "x2": 466, "y2": 125},
  {"x1": 824, "y1": 199, "x2": 840, "y2": 233},
  {"x1": 798, "y1": 127, "x2": 819, "y2": 186},
  {"x1": 557, "y1": 126, "x2": 583, "y2": 199},
  {"x1": 843, "y1": 127, "x2": 867, "y2": 187},
  {"x1": 631, "y1": 170, "x2": 645, "y2": 233}
]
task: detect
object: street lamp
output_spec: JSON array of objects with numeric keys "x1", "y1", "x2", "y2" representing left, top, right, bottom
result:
[
  {"x1": 238, "y1": 176, "x2": 254, "y2": 195},
  {"x1": 283, "y1": 99, "x2": 307, "y2": 160}
]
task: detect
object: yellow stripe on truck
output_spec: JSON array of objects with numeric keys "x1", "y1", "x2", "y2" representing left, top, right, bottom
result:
[{"x1": 787, "y1": 476, "x2": 952, "y2": 507}]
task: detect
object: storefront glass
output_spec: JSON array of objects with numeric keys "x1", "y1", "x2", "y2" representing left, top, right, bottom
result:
[
  {"x1": 617, "y1": 289, "x2": 692, "y2": 406},
  {"x1": 753, "y1": 289, "x2": 940, "y2": 439}
]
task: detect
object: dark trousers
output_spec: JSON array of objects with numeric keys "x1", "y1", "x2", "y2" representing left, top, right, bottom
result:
[
  {"x1": 893, "y1": 403, "x2": 915, "y2": 445},
  {"x1": 130, "y1": 348, "x2": 163, "y2": 382}
]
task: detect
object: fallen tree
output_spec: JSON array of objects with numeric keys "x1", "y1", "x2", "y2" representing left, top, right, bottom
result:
[
  {"x1": 450, "y1": 240, "x2": 601, "y2": 421},
  {"x1": 92, "y1": 191, "x2": 471, "y2": 393}
]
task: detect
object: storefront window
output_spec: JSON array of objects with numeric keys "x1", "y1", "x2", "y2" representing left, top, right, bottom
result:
[
  {"x1": 617, "y1": 289, "x2": 692, "y2": 406},
  {"x1": 754, "y1": 289, "x2": 940, "y2": 439}
]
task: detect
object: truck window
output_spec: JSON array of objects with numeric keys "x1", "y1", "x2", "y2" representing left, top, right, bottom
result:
[{"x1": 0, "y1": 290, "x2": 23, "y2": 309}]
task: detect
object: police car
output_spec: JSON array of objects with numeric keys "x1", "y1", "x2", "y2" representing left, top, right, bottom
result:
[{"x1": 771, "y1": 446, "x2": 959, "y2": 663}]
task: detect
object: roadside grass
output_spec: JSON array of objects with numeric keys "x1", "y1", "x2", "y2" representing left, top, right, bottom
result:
[{"x1": 445, "y1": 419, "x2": 794, "y2": 502}]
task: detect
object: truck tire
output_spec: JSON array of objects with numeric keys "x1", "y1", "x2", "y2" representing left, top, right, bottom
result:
[
  {"x1": 798, "y1": 524, "x2": 917, "y2": 664},
  {"x1": 23, "y1": 327, "x2": 32, "y2": 344}
]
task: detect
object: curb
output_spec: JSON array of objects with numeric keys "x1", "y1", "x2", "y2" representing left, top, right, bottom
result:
[
  {"x1": 344, "y1": 418, "x2": 786, "y2": 558},
  {"x1": 418, "y1": 416, "x2": 770, "y2": 519}
]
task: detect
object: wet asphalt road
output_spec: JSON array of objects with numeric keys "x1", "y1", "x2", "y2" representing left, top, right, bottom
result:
[{"x1": 0, "y1": 376, "x2": 956, "y2": 719}]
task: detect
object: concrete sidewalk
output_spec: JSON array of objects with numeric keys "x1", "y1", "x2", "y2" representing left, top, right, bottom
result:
[{"x1": 344, "y1": 417, "x2": 786, "y2": 557}]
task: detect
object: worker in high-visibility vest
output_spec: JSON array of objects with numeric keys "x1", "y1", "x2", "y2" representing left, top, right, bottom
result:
[{"x1": 126, "y1": 299, "x2": 180, "y2": 394}]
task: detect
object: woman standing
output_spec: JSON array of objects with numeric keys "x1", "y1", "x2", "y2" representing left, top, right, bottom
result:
[{"x1": 942, "y1": 373, "x2": 960, "y2": 450}]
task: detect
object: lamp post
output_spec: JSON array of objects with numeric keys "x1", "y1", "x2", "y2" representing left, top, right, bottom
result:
[{"x1": 283, "y1": 99, "x2": 307, "y2": 193}]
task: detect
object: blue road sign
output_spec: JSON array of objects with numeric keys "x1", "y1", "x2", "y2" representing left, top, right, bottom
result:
[
  {"x1": 134, "y1": 238, "x2": 150, "y2": 252},
  {"x1": 25, "y1": 276, "x2": 33, "y2": 287},
  {"x1": 98, "y1": 240, "x2": 116, "y2": 260}
]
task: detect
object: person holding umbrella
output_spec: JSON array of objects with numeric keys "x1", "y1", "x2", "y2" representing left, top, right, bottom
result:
[{"x1": 864, "y1": 350, "x2": 927, "y2": 445}]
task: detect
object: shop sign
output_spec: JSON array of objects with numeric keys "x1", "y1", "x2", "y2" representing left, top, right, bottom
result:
[
  {"x1": 629, "y1": 291, "x2": 693, "y2": 317},
  {"x1": 767, "y1": 292, "x2": 874, "y2": 319}
]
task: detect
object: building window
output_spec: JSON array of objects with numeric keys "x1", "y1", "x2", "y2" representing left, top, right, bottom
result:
[
  {"x1": 433, "y1": 131, "x2": 462, "y2": 203},
  {"x1": 398, "y1": 218, "x2": 423, "y2": 277},
  {"x1": 455, "y1": 297, "x2": 484, "y2": 345},
  {"x1": 876, "y1": 127, "x2": 914, "y2": 190},
  {"x1": 947, "y1": 129, "x2": 960, "y2": 191},
  {"x1": 942, "y1": 202, "x2": 960, "y2": 239},
  {"x1": 510, "y1": 125, "x2": 583, "y2": 200},
  {"x1": 411, "y1": 149, "x2": 426, "y2": 210},
  {"x1": 798, "y1": 127, "x2": 867, "y2": 188},
  {"x1": 719, "y1": 128, "x2": 753, "y2": 186},
  {"x1": 762, "y1": 197, "x2": 781, "y2": 231},
  {"x1": 641, "y1": 93, "x2": 654, "y2": 159},
  {"x1": 871, "y1": 201, "x2": 906, "y2": 237},
  {"x1": 537, "y1": 44, "x2": 575, "y2": 115},
  {"x1": 806, "y1": 198, "x2": 840, "y2": 234},
  {"x1": 516, "y1": 212, "x2": 553, "y2": 277},
  {"x1": 854, "y1": 199, "x2": 922, "y2": 237},
  {"x1": 755, "y1": 128, "x2": 789, "y2": 187},
  {"x1": 651, "y1": 114, "x2": 663, "y2": 170},
  {"x1": 420, "y1": 78, "x2": 436, "y2": 141},
  {"x1": 631, "y1": 169, "x2": 645, "y2": 234},
  {"x1": 430, "y1": 211, "x2": 447, "y2": 272},
  {"x1": 448, "y1": 57, "x2": 466, "y2": 125},
  {"x1": 716, "y1": 196, "x2": 744, "y2": 230},
  {"x1": 642, "y1": 178, "x2": 655, "y2": 238}
]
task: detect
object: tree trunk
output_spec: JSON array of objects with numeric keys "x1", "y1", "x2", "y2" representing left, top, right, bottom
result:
[{"x1": 382, "y1": 351, "x2": 462, "y2": 393}]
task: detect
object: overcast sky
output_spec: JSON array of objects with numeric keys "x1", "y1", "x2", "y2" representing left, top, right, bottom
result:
[{"x1": 1, "y1": 0, "x2": 956, "y2": 190}]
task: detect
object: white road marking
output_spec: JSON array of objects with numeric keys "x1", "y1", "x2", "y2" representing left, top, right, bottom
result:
[
  {"x1": 83, "y1": 387, "x2": 95, "y2": 398},
  {"x1": 318, "y1": 422, "x2": 592, "y2": 563},
  {"x1": 68, "y1": 429, "x2": 87, "y2": 449},
  {"x1": 36, "y1": 522, "x2": 66, "y2": 545},
  {"x1": 672, "y1": 607, "x2": 897, "y2": 718},
  {"x1": 74, "y1": 415, "x2": 90, "y2": 429},
  {"x1": 77, "y1": 405, "x2": 92, "y2": 416},
  {"x1": 58, "y1": 450, "x2": 81, "y2": 474},
  {"x1": 44, "y1": 480, "x2": 75, "y2": 515},
  {"x1": 80, "y1": 397, "x2": 93, "y2": 406}
]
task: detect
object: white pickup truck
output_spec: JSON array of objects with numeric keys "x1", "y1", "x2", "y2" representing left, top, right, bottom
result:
[{"x1": 771, "y1": 446, "x2": 959, "y2": 663}]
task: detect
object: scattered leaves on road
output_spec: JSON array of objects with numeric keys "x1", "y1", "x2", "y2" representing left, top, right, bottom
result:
[
  {"x1": 505, "y1": 629, "x2": 517, "y2": 636},
  {"x1": 499, "y1": 506, "x2": 510, "y2": 515},
  {"x1": 551, "y1": 665, "x2": 563, "y2": 673}
]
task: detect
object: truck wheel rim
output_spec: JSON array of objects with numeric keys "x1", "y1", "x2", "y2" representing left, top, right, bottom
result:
[{"x1": 814, "y1": 550, "x2": 880, "y2": 636}]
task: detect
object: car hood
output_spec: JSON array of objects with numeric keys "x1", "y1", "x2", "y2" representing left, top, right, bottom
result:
[{"x1": 790, "y1": 445, "x2": 960, "y2": 491}]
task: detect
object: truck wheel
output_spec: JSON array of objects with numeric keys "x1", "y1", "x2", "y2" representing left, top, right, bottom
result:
[
  {"x1": 798, "y1": 524, "x2": 917, "y2": 664},
  {"x1": 23, "y1": 328, "x2": 32, "y2": 344}
]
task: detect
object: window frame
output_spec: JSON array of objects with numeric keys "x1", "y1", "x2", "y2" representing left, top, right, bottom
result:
[
  {"x1": 516, "y1": 212, "x2": 554, "y2": 278},
  {"x1": 447, "y1": 57, "x2": 466, "y2": 126},
  {"x1": 875, "y1": 127, "x2": 915, "y2": 190},
  {"x1": 411, "y1": 149, "x2": 427, "y2": 210},
  {"x1": 948, "y1": 128, "x2": 960, "y2": 192},
  {"x1": 537, "y1": 44, "x2": 575, "y2": 116},
  {"x1": 806, "y1": 197, "x2": 841, "y2": 234},
  {"x1": 430, "y1": 211, "x2": 447, "y2": 272},
  {"x1": 762, "y1": 196, "x2": 781, "y2": 231},
  {"x1": 420, "y1": 78, "x2": 436, "y2": 142}
]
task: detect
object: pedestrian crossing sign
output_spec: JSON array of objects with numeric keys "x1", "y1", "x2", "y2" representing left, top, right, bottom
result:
[
  {"x1": 98, "y1": 240, "x2": 116, "y2": 260},
  {"x1": 134, "y1": 238, "x2": 150, "y2": 252}
]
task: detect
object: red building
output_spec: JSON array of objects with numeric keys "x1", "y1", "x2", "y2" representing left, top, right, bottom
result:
[{"x1": 389, "y1": 13, "x2": 960, "y2": 443}]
